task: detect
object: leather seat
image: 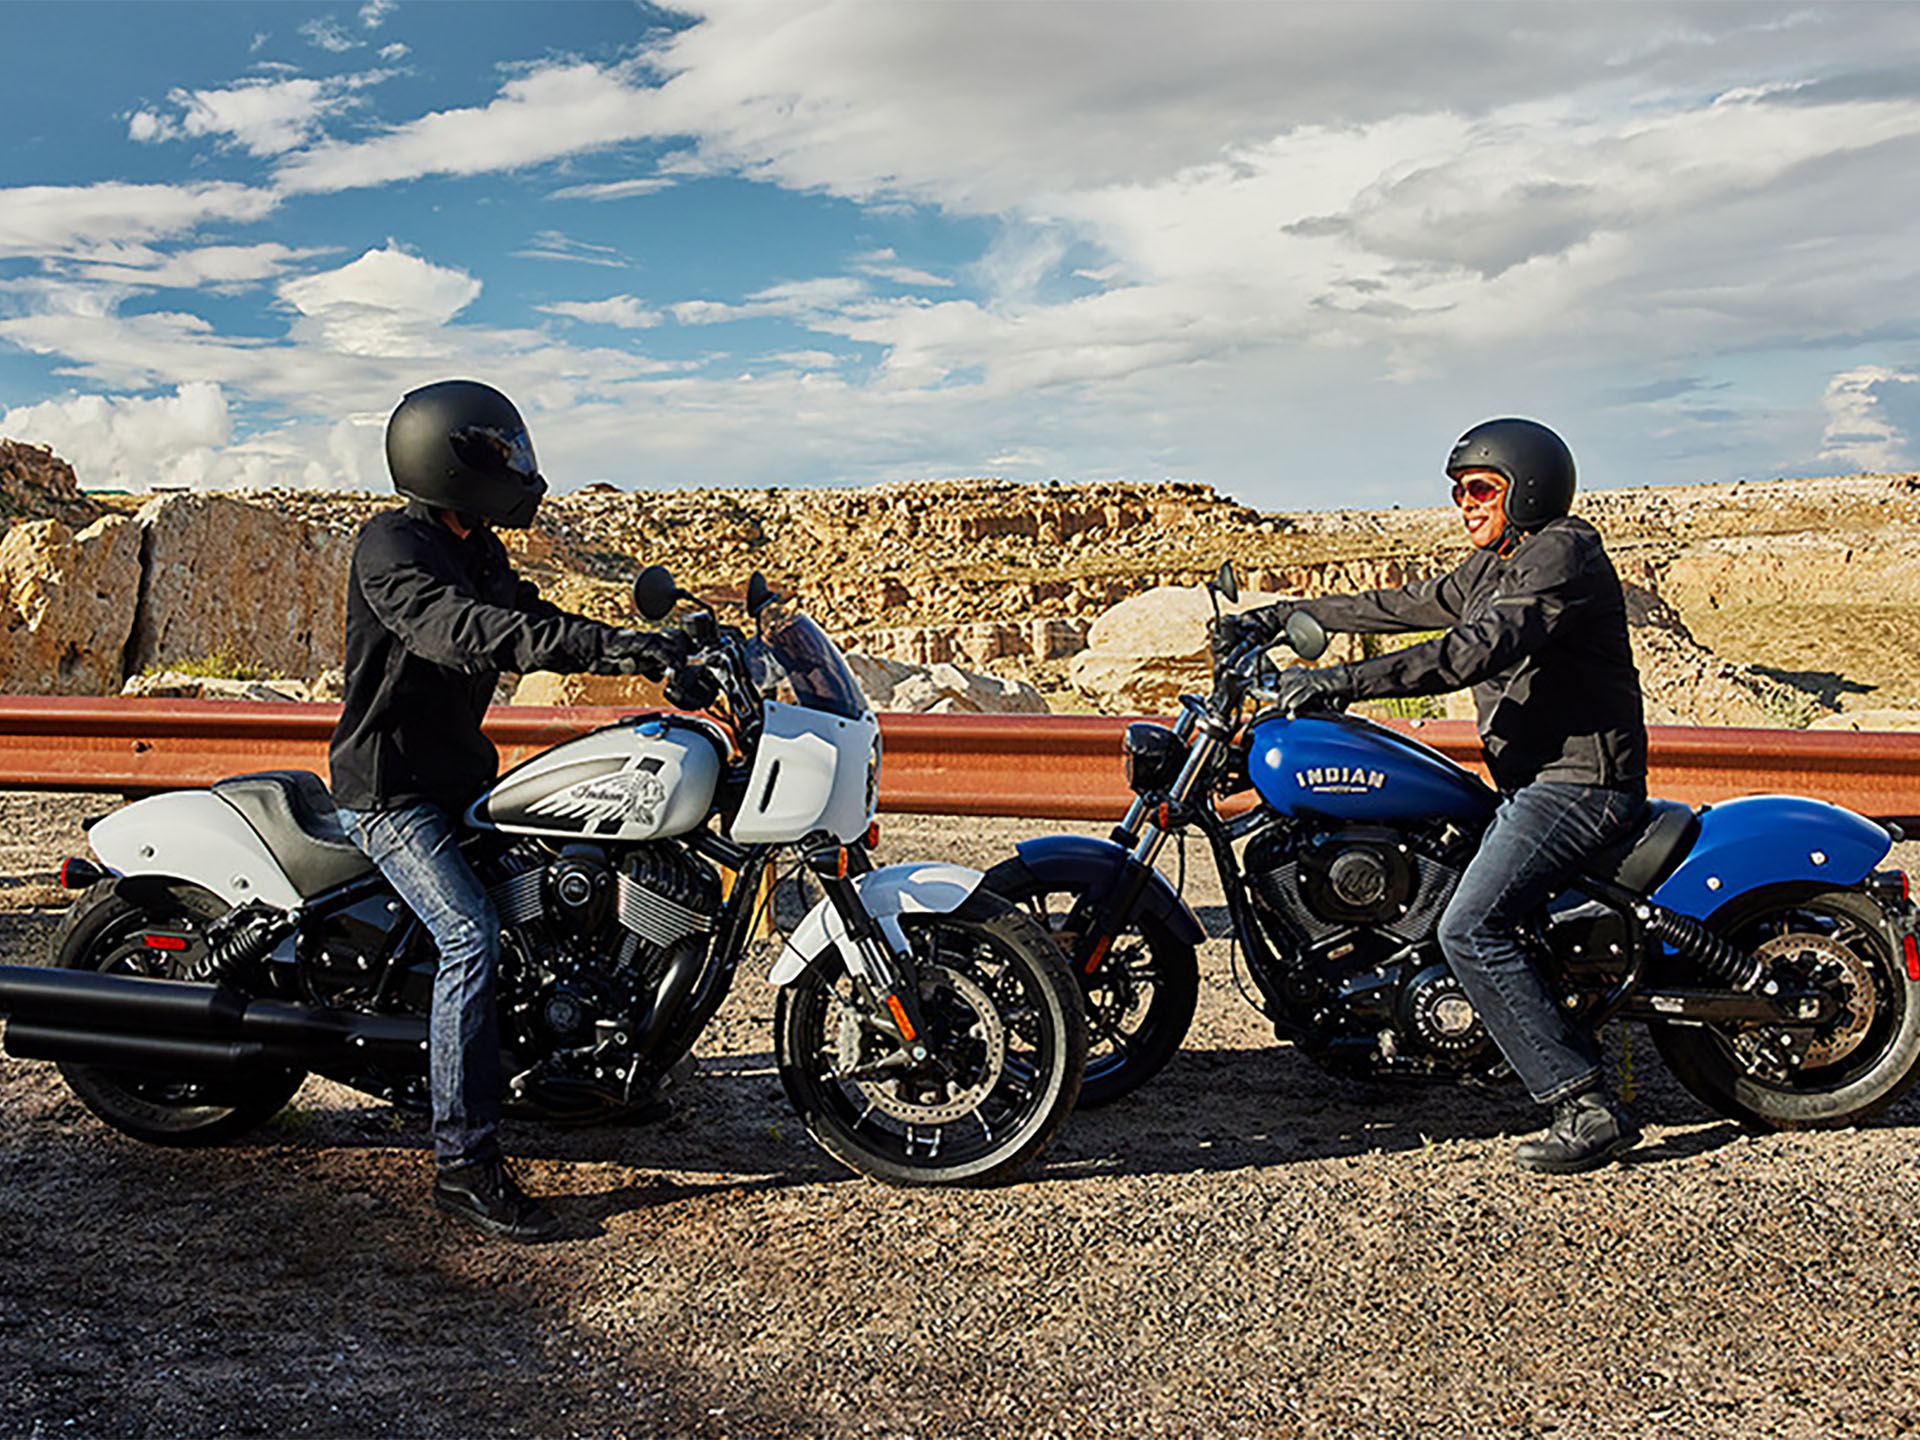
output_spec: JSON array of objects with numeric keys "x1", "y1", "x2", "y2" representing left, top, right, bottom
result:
[
  {"x1": 212, "y1": 770, "x2": 376, "y2": 899},
  {"x1": 1581, "y1": 797, "x2": 1700, "y2": 895}
]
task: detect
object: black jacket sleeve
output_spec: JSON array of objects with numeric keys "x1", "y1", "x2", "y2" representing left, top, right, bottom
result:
[
  {"x1": 355, "y1": 524, "x2": 611, "y2": 676},
  {"x1": 1332, "y1": 530, "x2": 1598, "y2": 700},
  {"x1": 1299, "y1": 564, "x2": 1472, "y2": 636}
]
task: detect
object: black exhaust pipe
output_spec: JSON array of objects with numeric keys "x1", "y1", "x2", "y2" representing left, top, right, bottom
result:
[{"x1": 0, "y1": 964, "x2": 426, "y2": 1073}]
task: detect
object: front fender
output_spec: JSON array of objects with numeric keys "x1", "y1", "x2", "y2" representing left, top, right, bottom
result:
[
  {"x1": 1010, "y1": 834, "x2": 1206, "y2": 947},
  {"x1": 89, "y1": 791, "x2": 303, "y2": 911},
  {"x1": 769, "y1": 863, "x2": 986, "y2": 985},
  {"x1": 1652, "y1": 794, "x2": 1893, "y2": 921}
]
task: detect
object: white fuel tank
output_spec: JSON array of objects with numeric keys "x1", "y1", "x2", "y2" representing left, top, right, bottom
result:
[{"x1": 468, "y1": 715, "x2": 726, "y2": 843}]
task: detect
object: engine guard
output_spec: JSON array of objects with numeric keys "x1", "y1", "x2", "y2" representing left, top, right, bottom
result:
[{"x1": 768, "y1": 863, "x2": 986, "y2": 986}]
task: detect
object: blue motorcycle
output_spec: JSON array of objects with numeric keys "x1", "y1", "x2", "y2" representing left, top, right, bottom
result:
[{"x1": 986, "y1": 563, "x2": 1920, "y2": 1126}]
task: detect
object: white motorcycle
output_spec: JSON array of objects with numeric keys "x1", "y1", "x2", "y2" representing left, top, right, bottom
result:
[{"x1": 0, "y1": 568, "x2": 1086, "y2": 1187}]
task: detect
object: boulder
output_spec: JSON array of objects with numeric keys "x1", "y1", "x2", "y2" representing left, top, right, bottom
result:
[
  {"x1": 0, "y1": 515, "x2": 143, "y2": 694},
  {"x1": 127, "y1": 493, "x2": 352, "y2": 683},
  {"x1": 846, "y1": 653, "x2": 1049, "y2": 714},
  {"x1": 508, "y1": 672, "x2": 670, "y2": 710},
  {"x1": 121, "y1": 671, "x2": 310, "y2": 702},
  {"x1": 1809, "y1": 709, "x2": 1920, "y2": 733}
]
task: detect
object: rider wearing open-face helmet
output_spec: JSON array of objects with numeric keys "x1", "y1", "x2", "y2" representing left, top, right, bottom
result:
[
  {"x1": 329, "y1": 379, "x2": 688, "y2": 1241},
  {"x1": 1226, "y1": 418, "x2": 1649, "y2": 1173}
]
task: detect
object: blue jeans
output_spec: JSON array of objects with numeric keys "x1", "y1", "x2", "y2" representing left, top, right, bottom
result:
[
  {"x1": 336, "y1": 802, "x2": 503, "y2": 1168},
  {"x1": 1437, "y1": 782, "x2": 1645, "y2": 1105}
]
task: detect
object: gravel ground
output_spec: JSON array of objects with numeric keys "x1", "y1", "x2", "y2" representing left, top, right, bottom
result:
[{"x1": 3, "y1": 789, "x2": 1920, "y2": 1439}]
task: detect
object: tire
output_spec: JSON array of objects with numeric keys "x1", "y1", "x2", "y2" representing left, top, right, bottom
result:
[
  {"x1": 39, "y1": 880, "x2": 305, "y2": 1147},
  {"x1": 1650, "y1": 886, "x2": 1920, "y2": 1130},
  {"x1": 982, "y1": 857, "x2": 1198, "y2": 1107},
  {"x1": 774, "y1": 894, "x2": 1086, "y2": 1186}
]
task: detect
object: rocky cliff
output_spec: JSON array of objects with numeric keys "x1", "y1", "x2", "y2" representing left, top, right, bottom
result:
[{"x1": 3, "y1": 450, "x2": 1915, "y2": 727}]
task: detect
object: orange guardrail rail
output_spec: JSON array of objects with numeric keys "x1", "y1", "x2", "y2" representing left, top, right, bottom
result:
[{"x1": 0, "y1": 697, "x2": 1916, "y2": 825}]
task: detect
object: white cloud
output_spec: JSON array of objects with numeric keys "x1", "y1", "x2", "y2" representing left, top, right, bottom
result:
[
  {"x1": 274, "y1": 61, "x2": 659, "y2": 194},
  {"x1": 670, "y1": 276, "x2": 868, "y2": 327},
  {"x1": 360, "y1": 0, "x2": 396, "y2": 29},
  {"x1": 1822, "y1": 366, "x2": 1920, "y2": 472},
  {"x1": 0, "y1": 183, "x2": 279, "y2": 260},
  {"x1": 547, "y1": 177, "x2": 673, "y2": 203},
  {"x1": 279, "y1": 245, "x2": 482, "y2": 357},
  {"x1": 379, "y1": 42, "x2": 408, "y2": 62},
  {"x1": 65, "y1": 241, "x2": 327, "y2": 291},
  {"x1": 512, "y1": 230, "x2": 628, "y2": 268},
  {"x1": 299, "y1": 17, "x2": 359, "y2": 53},
  {"x1": 539, "y1": 295, "x2": 662, "y2": 329},
  {"x1": 853, "y1": 250, "x2": 951, "y2": 288},
  {"x1": 0, "y1": 383, "x2": 234, "y2": 490},
  {"x1": 133, "y1": 72, "x2": 390, "y2": 157}
]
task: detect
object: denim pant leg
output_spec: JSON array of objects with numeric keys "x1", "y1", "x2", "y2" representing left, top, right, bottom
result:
[
  {"x1": 338, "y1": 802, "x2": 504, "y2": 1167},
  {"x1": 1436, "y1": 783, "x2": 1644, "y2": 1105}
]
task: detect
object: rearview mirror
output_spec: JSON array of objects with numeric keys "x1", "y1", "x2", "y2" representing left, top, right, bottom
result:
[
  {"x1": 1210, "y1": 560, "x2": 1239, "y2": 605},
  {"x1": 633, "y1": 565, "x2": 682, "y2": 622},
  {"x1": 1285, "y1": 609, "x2": 1328, "y2": 663},
  {"x1": 746, "y1": 571, "x2": 780, "y2": 618}
]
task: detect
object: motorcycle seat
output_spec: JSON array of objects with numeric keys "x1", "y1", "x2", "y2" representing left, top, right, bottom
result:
[
  {"x1": 211, "y1": 770, "x2": 376, "y2": 899},
  {"x1": 1581, "y1": 797, "x2": 1700, "y2": 895}
]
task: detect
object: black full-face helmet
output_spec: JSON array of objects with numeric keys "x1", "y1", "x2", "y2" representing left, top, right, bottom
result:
[
  {"x1": 1445, "y1": 417, "x2": 1576, "y2": 530},
  {"x1": 385, "y1": 379, "x2": 548, "y2": 529}
]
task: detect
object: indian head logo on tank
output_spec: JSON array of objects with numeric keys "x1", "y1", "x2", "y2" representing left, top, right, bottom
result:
[
  {"x1": 528, "y1": 760, "x2": 668, "y2": 829},
  {"x1": 1294, "y1": 765, "x2": 1388, "y2": 796}
]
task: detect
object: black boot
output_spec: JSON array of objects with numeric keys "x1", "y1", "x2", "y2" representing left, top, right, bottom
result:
[
  {"x1": 1513, "y1": 1090, "x2": 1641, "y2": 1174},
  {"x1": 434, "y1": 1157, "x2": 564, "y2": 1242}
]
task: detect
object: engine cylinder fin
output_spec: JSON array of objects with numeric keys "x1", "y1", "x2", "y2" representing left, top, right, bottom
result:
[
  {"x1": 617, "y1": 873, "x2": 714, "y2": 947},
  {"x1": 488, "y1": 866, "x2": 546, "y2": 928}
]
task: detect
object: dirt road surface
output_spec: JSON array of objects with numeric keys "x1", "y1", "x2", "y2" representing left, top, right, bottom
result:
[{"x1": 3, "y1": 790, "x2": 1919, "y2": 1439}]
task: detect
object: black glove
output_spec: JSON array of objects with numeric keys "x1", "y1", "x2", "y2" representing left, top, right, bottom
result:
[
  {"x1": 1273, "y1": 664, "x2": 1353, "y2": 714},
  {"x1": 664, "y1": 665, "x2": 721, "y2": 711},
  {"x1": 1211, "y1": 606, "x2": 1286, "y2": 663},
  {"x1": 596, "y1": 627, "x2": 687, "y2": 680}
]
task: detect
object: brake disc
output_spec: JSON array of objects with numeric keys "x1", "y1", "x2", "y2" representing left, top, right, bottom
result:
[
  {"x1": 837, "y1": 963, "x2": 1007, "y2": 1124},
  {"x1": 1754, "y1": 930, "x2": 1878, "y2": 1068}
]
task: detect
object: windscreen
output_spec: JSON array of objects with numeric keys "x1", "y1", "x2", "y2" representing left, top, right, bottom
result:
[{"x1": 748, "y1": 606, "x2": 869, "y2": 720}]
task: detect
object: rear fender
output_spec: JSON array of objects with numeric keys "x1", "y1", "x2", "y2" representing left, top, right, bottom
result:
[
  {"x1": 1651, "y1": 794, "x2": 1893, "y2": 921},
  {"x1": 88, "y1": 791, "x2": 303, "y2": 912},
  {"x1": 1009, "y1": 834, "x2": 1206, "y2": 947},
  {"x1": 769, "y1": 864, "x2": 985, "y2": 986}
]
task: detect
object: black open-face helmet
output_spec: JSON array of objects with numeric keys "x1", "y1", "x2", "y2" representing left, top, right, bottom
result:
[
  {"x1": 1445, "y1": 417, "x2": 1575, "y2": 529},
  {"x1": 385, "y1": 380, "x2": 547, "y2": 528}
]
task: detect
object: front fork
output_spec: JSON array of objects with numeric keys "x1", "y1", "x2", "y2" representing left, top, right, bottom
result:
[
  {"x1": 807, "y1": 842, "x2": 933, "y2": 1060},
  {"x1": 1071, "y1": 702, "x2": 1225, "y2": 975}
]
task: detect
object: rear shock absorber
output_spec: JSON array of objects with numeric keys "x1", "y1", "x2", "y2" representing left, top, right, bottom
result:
[
  {"x1": 1639, "y1": 903, "x2": 1764, "y2": 991},
  {"x1": 187, "y1": 906, "x2": 296, "y2": 986}
]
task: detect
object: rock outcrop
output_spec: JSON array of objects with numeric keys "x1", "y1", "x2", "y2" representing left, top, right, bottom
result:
[
  {"x1": 0, "y1": 516, "x2": 143, "y2": 695},
  {"x1": 126, "y1": 494, "x2": 351, "y2": 682},
  {"x1": 0, "y1": 441, "x2": 101, "y2": 530}
]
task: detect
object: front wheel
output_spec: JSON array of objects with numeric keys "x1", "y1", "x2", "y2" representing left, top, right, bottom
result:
[
  {"x1": 982, "y1": 857, "x2": 1198, "y2": 1108},
  {"x1": 1650, "y1": 886, "x2": 1920, "y2": 1129},
  {"x1": 774, "y1": 895, "x2": 1086, "y2": 1186}
]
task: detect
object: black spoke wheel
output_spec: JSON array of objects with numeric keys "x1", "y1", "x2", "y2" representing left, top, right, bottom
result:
[
  {"x1": 1650, "y1": 886, "x2": 1920, "y2": 1130},
  {"x1": 41, "y1": 881, "x2": 305, "y2": 1146},
  {"x1": 982, "y1": 858, "x2": 1198, "y2": 1107},
  {"x1": 774, "y1": 894, "x2": 1085, "y2": 1186}
]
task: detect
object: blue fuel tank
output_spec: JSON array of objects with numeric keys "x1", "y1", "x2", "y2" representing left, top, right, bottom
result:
[{"x1": 1247, "y1": 712, "x2": 1497, "y2": 824}]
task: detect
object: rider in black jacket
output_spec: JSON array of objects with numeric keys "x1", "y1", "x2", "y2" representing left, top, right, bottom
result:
[
  {"x1": 1226, "y1": 419, "x2": 1648, "y2": 1173},
  {"x1": 329, "y1": 380, "x2": 682, "y2": 1241}
]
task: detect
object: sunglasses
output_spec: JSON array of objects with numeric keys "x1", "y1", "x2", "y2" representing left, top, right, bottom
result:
[{"x1": 1450, "y1": 476, "x2": 1503, "y2": 506}]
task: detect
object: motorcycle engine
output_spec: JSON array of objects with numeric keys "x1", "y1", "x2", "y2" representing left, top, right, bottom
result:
[
  {"x1": 1244, "y1": 821, "x2": 1496, "y2": 1078},
  {"x1": 485, "y1": 839, "x2": 721, "y2": 1112}
]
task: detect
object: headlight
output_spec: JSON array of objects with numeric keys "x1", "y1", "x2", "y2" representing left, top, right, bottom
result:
[{"x1": 1122, "y1": 723, "x2": 1185, "y2": 795}]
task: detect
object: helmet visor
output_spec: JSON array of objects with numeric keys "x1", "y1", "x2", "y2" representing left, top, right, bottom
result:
[{"x1": 449, "y1": 423, "x2": 539, "y2": 482}]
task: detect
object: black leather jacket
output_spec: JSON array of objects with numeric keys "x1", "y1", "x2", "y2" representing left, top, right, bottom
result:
[
  {"x1": 1298, "y1": 515, "x2": 1648, "y2": 795},
  {"x1": 328, "y1": 503, "x2": 617, "y2": 814}
]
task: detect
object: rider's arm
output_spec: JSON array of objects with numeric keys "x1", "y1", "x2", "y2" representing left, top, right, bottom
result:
[
  {"x1": 355, "y1": 526, "x2": 614, "y2": 676},
  {"x1": 1296, "y1": 562, "x2": 1475, "y2": 635},
  {"x1": 1341, "y1": 528, "x2": 1595, "y2": 699}
]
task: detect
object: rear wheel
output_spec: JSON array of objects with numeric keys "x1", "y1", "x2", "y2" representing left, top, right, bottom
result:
[
  {"x1": 1650, "y1": 886, "x2": 1920, "y2": 1129},
  {"x1": 982, "y1": 858, "x2": 1198, "y2": 1107},
  {"x1": 41, "y1": 881, "x2": 305, "y2": 1146},
  {"x1": 774, "y1": 895, "x2": 1086, "y2": 1186}
]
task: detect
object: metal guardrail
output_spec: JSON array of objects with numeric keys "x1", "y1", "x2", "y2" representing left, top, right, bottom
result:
[{"x1": 0, "y1": 697, "x2": 1917, "y2": 824}]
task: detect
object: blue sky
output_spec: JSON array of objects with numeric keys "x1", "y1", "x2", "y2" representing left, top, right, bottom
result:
[{"x1": 2, "y1": 1, "x2": 1920, "y2": 511}]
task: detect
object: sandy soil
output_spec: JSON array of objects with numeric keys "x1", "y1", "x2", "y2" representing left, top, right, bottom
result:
[{"x1": 3, "y1": 792, "x2": 1920, "y2": 1439}]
